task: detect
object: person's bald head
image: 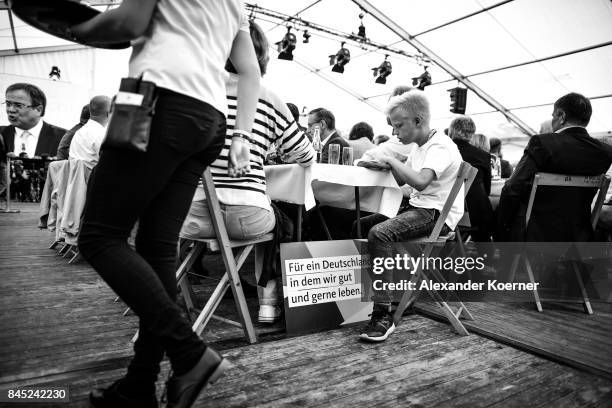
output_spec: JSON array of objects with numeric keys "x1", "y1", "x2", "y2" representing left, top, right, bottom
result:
[{"x1": 89, "y1": 95, "x2": 111, "y2": 126}]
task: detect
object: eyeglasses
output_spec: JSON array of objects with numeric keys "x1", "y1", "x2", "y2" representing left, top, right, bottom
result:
[{"x1": 2, "y1": 101, "x2": 36, "y2": 110}]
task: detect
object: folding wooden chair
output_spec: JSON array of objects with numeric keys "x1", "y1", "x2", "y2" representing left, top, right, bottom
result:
[
  {"x1": 392, "y1": 162, "x2": 478, "y2": 336},
  {"x1": 509, "y1": 172, "x2": 611, "y2": 314},
  {"x1": 176, "y1": 168, "x2": 273, "y2": 344}
]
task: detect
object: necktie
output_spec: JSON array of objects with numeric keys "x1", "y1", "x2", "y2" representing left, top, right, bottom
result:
[{"x1": 21, "y1": 130, "x2": 31, "y2": 156}]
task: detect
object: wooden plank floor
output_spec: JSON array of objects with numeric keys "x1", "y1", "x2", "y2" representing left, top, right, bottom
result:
[
  {"x1": 2, "y1": 203, "x2": 612, "y2": 407},
  {"x1": 417, "y1": 300, "x2": 612, "y2": 380}
]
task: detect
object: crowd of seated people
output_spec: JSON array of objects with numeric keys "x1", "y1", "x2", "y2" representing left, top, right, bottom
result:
[{"x1": 4, "y1": 43, "x2": 611, "y2": 353}]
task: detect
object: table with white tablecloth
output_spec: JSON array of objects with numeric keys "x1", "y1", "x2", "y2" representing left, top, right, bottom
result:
[{"x1": 264, "y1": 163, "x2": 403, "y2": 239}]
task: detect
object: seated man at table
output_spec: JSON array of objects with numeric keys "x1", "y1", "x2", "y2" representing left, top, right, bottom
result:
[
  {"x1": 181, "y1": 20, "x2": 315, "y2": 323},
  {"x1": 497, "y1": 92, "x2": 612, "y2": 242},
  {"x1": 69, "y1": 96, "x2": 111, "y2": 169},
  {"x1": 448, "y1": 115, "x2": 494, "y2": 242},
  {"x1": 307, "y1": 107, "x2": 349, "y2": 163},
  {"x1": 354, "y1": 90, "x2": 464, "y2": 342}
]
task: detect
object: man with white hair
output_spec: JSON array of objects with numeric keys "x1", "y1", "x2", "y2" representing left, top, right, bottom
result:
[{"x1": 354, "y1": 90, "x2": 464, "y2": 342}]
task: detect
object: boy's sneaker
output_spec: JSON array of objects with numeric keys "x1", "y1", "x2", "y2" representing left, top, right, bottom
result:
[
  {"x1": 359, "y1": 309, "x2": 395, "y2": 342},
  {"x1": 258, "y1": 305, "x2": 282, "y2": 323}
]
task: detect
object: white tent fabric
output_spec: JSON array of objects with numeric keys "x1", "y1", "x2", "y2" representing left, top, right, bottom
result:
[{"x1": 1, "y1": 0, "x2": 611, "y2": 163}]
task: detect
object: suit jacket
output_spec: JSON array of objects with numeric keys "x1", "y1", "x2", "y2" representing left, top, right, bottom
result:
[
  {"x1": 498, "y1": 127, "x2": 612, "y2": 241},
  {"x1": 320, "y1": 132, "x2": 350, "y2": 164},
  {"x1": 454, "y1": 139, "x2": 494, "y2": 240},
  {"x1": 500, "y1": 158, "x2": 513, "y2": 178},
  {"x1": 1, "y1": 121, "x2": 66, "y2": 159}
]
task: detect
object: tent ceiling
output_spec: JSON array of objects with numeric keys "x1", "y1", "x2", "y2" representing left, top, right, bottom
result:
[{"x1": 1, "y1": 0, "x2": 611, "y2": 138}]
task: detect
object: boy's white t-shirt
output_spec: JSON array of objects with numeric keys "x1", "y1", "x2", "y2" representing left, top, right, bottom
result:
[
  {"x1": 407, "y1": 131, "x2": 464, "y2": 230},
  {"x1": 129, "y1": 0, "x2": 249, "y2": 117}
]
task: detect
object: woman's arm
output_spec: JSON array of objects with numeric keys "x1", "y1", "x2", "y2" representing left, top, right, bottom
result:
[
  {"x1": 227, "y1": 29, "x2": 261, "y2": 177},
  {"x1": 71, "y1": 0, "x2": 158, "y2": 44}
]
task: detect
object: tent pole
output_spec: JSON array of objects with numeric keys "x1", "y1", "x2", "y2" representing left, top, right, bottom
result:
[
  {"x1": 352, "y1": 0, "x2": 536, "y2": 136},
  {"x1": 8, "y1": 9, "x2": 19, "y2": 53}
]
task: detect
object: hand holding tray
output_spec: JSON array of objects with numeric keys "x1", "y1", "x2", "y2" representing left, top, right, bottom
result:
[{"x1": 10, "y1": 0, "x2": 130, "y2": 49}]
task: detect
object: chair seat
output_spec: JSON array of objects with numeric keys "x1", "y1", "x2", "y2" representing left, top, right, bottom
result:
[{"x1": 181, "y1": 233, "x2": 274, "y2": 251}]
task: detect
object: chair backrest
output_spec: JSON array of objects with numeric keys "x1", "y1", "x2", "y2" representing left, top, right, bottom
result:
[
  {"x1": 427, "y1": 161, "x2": 478, "y2": 240},
  {"x1": 200, "y1": 167, "x2": 233, "y2": 248},
  {"x1": 525, "y1": 172, "x2": 611, "y2": 229}
]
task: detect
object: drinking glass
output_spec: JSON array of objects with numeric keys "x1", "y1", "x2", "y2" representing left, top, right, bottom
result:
[
  {"x1": 342, "y1": 146, "x2": 354, "y2": 165},
  {"x1": 328, "y1": 144, "x2": 340, "y2": 165}
]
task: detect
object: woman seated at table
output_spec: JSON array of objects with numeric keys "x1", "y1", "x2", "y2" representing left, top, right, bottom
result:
[
  {"x1": 353, "y1": 90, "x2": 464, "y2": 343},
  {"x1": 181, "y1": 20, "x2": 315, "y2": 323}
]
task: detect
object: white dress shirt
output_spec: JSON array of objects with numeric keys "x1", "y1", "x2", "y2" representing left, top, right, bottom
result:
[
  {"x1": 69, "y1": 119, "x2": 106, "y2": 168},
  {"x1": 13, "y1": 120, "x2": 43, "y2": 157}
]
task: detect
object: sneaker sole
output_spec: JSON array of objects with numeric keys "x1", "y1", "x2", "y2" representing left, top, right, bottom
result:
[
  {"x1": 258, "y1": 315, "x2": 281, "y2": 323},
  {"x1": 359, "y1": 323, "x2": 396, "y2": 342}
]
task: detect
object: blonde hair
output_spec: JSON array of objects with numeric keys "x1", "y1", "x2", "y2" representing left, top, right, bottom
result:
[
  {"x1": 471, "y1": 133, "x2": 490, "y2": 152},
  {"x1": 385, "y1": 90, "x2": 430, "y2": 125}
]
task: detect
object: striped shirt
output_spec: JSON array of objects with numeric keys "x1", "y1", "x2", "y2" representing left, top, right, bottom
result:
[{"x1": 204, "y1": 74, "x2": 315, "y2": 211}]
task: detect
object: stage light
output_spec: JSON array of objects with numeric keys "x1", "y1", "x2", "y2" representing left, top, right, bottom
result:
[
  {"x1": 49, "y1": 66, "x2": 61, "y2": 81},
  {"x1": 372, "y1": 55, "x2": 392, "y2": 84},
  {"x1": 329, "y1": 42, "x2": 350, "y2": 73},
  {"x1": 411, "y1": 66, "x2": 431, "y2": 90},
  {"x1": 276, "y1": 27, "x2": 296, "y2": 61},
  {"x1": 449, "y1": 87, "x2": 468, "y2": 114},
  {"x1": 357, "y1": 12, "x2": 366, "y2": 39},
  {"x1": 302, "y1": 30, "x2": 311, "y2": 43}
]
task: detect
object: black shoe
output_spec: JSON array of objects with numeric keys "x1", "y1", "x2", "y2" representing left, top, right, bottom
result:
[
  {"x1": 164, "y1": 347, "x2": 231, "y2": 408},
  {"x1": 89, "y1": 379, "x2": 158, "y2": 408},
  {"x1": 359, "y1": 309, "x2": 396, "y2": 342}
]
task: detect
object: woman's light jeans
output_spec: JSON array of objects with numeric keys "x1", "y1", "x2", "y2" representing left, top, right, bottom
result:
[{"x1": 181, "y1": 199, "x2": 279, "y2": 305}]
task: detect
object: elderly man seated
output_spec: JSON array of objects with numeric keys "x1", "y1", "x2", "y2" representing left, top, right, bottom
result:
[{"x1": 354, "y1": 90, "x2": 464, "y2": 342}]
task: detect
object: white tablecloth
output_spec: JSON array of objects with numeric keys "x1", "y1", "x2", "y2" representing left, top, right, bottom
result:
[{"x1": 264, "y1": 163, "x2": 403, "y2": 218}]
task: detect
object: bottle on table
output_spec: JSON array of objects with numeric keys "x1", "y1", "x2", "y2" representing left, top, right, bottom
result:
[{"x1": 312, "y1": 127, "x2": 322, "y2": 163}]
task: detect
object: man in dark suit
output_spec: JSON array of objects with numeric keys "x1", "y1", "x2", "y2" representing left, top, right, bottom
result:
[
  {"x1": 1, "y1": 83, "x2": 66, "y2": 200},
  {"x1": 1, "y1": 83, "x2": 66, "y2": 159},
  {"x1": 449, "y1": 115, "x2": 494, "y2": 242},
  {"x1": 497, "y1": 92, "x2": 612, "y2": 241},
  {"x1": 307, "y1": 107, "x2": 349, "y2": 163},
  {"x1": 305, "y1": 108, "x2": 352, "y2": 239}
]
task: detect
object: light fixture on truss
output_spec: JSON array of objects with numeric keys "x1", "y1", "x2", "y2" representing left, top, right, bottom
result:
[
  {"x1": 329, "y1": 42, "x2": 350, "y2": 73},
  {"x1": 357, "y1": 12, "x2": 366, "y2": 40},
  {"x1": 48, "y1": 66, "x2": 61, "y2": 81},
  {"x1": 412, "y1": 66, "x2": 432, "y2": 90},
  {"x1": 276, "y1": 26, "x2": 296, "y2": 61},
  {"x1": 372, "y1": 55, "x2": 392, "y2": 84}
]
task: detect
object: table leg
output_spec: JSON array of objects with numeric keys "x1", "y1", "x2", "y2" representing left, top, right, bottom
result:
[
  {"x1": 296, "y1": 205, "x2": 303, "y2": 241},
  {"x1": 355, "y1": 186, "x2": 361, "y2": 238},
  {"x1": 315, "y1": 203, "x2": 333, "y2": 240}
]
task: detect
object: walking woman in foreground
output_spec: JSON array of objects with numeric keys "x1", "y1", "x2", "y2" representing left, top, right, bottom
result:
[{"x1": 71, "y1": 1, "x2": 260, "y2": 407}]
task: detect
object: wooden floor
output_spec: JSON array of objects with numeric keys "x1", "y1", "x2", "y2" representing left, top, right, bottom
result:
[{"x1": 1, "y1": 203, "x2": 612, "y2": 407}]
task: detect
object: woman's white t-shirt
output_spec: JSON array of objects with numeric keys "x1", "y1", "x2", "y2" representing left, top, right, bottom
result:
[{"x1": 129, "y1": 0, "x2": 249, "y2": 116}]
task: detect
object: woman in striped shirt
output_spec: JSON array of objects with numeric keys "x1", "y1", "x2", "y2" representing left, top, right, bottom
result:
[{"x1": 181, "y1": 20, "x2": 314, "y2": 322}]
